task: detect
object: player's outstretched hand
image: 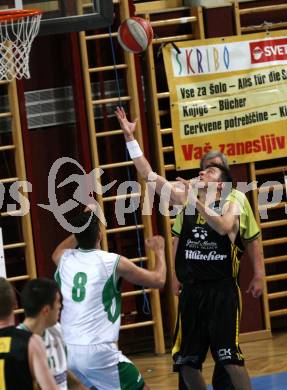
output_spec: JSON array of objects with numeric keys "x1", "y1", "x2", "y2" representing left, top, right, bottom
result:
[
  {"x1": 115, "y1": 106, "x2": 138, "y2": 141},
  {"x1": 145, "y1": 235, "x2": 165, "y2": 252},
  {"x1": 176, "y1": 177, "x2": 199, "y2": 205}
]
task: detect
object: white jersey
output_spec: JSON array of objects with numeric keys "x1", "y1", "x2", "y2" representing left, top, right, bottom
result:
[
  {"x1": 18, "y1": 322, "x2": 67, "y2": 390},
  {"x1": 56, "y1": 248, "x2": 121, "y2": 345}
]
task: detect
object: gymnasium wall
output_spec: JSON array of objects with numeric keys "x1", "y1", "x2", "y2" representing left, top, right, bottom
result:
[{"x1": 8, "y1": 0, "x2": 286, "y2": 351}]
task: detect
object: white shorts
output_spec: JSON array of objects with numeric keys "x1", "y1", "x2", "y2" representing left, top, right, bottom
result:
[{"x1": 66, "y1": 343, "x2": 144, "y2": 390}]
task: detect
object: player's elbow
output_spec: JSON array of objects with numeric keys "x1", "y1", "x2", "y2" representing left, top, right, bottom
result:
[
  {"x1": 141, "y1": 168, "x2": 152, "y2": 182},
  {"x1": 217, "y1": 221, "x2": 234, "y2": 236},
  {"x1": 217, "y1": 228, "x2": 228, "y2": 236},
  {"x1": 51, "y1": 250, "x2": 59, "y2": 265},
  {"x1": 154, "y1": 273, "x2": 166, "y2": 288}
]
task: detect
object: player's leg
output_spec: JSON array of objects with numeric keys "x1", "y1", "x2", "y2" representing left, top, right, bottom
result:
[
  {"x1": 67, "y1": 344, "x2": 146, "y2": 390},
  {"x1": 212, "y1": 362, "x2": 235, "y2": 390},
  {"x1": 210, "y1": 280, "x2": 252, "y2": 390},
  {"x1": 180, "y1": 366, "x2": 206, "y2": 390},
  {"x1": 116, "y1": 354, "x2": 147, "y2": 390},
  {"x1": 224, "y1": 364, "x2": 251, "y2": 390},
  {"x1": 173, "y1": 284, "x2": 209, "y2": 390},
  {"x1": 178, "y1": 371, "x2": 188, "y2": 389}
]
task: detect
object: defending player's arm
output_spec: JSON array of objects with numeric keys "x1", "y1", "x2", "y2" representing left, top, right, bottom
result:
[
  {"x1": 116, "y1": 235, "x2": 166, "y2": 288},
  {"x1": 229, "y1": 190, "x2": 264, "y2": 297},
  {"x1": 172, "y1": 236, "x2": 182, "y2": 296},
  {"x1": 241, "y1": 197, "x2": 265, "y2": 297},
  {"x1": 245, "y1": 239, "x2": 265, "y2": 298},
  {"x1": 115, "y1": 106, "x2": 185, "y2": 205},
  {"x1": 28, "y1": 334, "x2": 58, "y2": 390},
  {"x1": 171, "y1": 211, "x2": 184, "y2": 296}
]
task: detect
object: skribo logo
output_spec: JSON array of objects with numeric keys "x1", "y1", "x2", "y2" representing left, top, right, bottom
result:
[{"x1": 252, "y1": 46, "x2": 263, "y2": 60}]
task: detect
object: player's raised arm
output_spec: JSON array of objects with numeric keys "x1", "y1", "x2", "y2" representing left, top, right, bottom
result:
[
  {"x1": 52, "y1": 234, "x2": 77, "y2": 265},
  {"x1": 115, "y1": 106, "x2": 185, "y2": 205},
  {"x1": 116, "y1": 235, "x2": 166, "y2": 288}
]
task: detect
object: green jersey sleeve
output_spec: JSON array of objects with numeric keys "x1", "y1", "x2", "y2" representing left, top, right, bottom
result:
[{"x1": 171, "y1": 210, "x2": 184, "y2": 237}]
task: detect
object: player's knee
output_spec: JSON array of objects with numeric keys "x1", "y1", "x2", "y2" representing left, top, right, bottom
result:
[
  {"x1": 212, "y1": 364, "x2": 234, "y2": 390},
  {"x1": 224, "y1": 364, "x2": 245, "y2": 377}
]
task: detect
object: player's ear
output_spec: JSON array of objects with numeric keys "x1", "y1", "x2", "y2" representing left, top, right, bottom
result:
[{"x1": 42, "y1": 304, "x2": 50, "y2": 317}]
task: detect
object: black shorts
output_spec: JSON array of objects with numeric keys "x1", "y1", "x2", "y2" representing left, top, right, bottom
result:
[{"x1": 172, "y1": 278, "x2": 244, "y2": 371}]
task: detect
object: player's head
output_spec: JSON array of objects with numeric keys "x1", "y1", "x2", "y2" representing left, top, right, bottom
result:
[
  {"x1": 199, "y1": 163, "x2": 233, "y2": 190},
  {"x1": 72, "y1": 210, "x2": 101, "y2": 249},
  {"x1": 21, "y1": 278, "x2": 61, "y2": 327},
  {"x1": 200, "y1": 150, "x2": 229, "y2": 170},
  {"x1": 0, "y1": 277, "x2": 16, "y2": 320}
]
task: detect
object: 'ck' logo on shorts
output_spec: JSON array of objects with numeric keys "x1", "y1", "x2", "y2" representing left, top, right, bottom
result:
[{"x1": 218, "y1": 348, "x2": 232, "y2": 360}]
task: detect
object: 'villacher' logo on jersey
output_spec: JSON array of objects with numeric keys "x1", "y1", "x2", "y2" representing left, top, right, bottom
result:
[
  {"x1": 185, "y1": 250, "x2": 227, "y2": 261},
  {"x1": 250, "y1": 38, "x2": 287, "y2": 64}
]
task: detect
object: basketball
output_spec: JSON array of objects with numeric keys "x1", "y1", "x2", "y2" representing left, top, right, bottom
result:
[{"x1": 117, "y1": 17, "x2": 153, "y2": 54}]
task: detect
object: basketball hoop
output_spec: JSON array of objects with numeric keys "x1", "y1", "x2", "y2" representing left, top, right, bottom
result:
[{"x1": 0, "y1": 9, "x2": 42, "y2": 81}]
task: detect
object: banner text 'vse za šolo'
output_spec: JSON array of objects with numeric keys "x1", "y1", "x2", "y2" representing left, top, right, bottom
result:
[{"x1": 162, "y1": 31, "x2": 287, "y2": 170}]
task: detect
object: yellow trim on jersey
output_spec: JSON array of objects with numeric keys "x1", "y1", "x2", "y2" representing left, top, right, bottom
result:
[
  {"x1": 172, "y1": 316, "x2": 182, "y2": 357},
  {"x1": 0, "y1": 338, "x2": 11, "y2": 390},
  {"x1": 231, "y1": 244, "x2": 240, "y2": 279},
  {"x1": 0, "y1": 359, "x2": 5, "y2": 390},
  {"x1": 235, "y1": 281, "x2": 243, "y2": 360},
  {"x1": 235, "y1": 309, "x2": 240, "y2": 347},
  {"x1": 236, "y1": 283, "x2": 242, "y2": 318},
  {"x1": 0, "y1": 338, "x2": 11, "y2": 353}
]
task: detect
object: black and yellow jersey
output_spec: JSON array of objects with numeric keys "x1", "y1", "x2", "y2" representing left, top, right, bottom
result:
[
  {"x1": 172, "y1": 188, "x2": 260, "y2": 242},
  {"x1": 175, "y1": 203, "x2": 244, "y2": 282},
  {"x1": 0, "y1": 326, "x2": 34, "y2": 390}
]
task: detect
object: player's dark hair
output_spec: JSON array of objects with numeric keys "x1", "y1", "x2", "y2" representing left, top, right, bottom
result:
[
  {"x1": 72, "y1": 211, "x2": 100, "y2": 250},
  {"x1": 205, "y1": 163, "x2": 234, "y2": 186},
  {"x1": 21, "y1": 278, "x2": 60, "y2": 318},
  {"x1": 0, "y1": 277, "x2": 16, "y2": 319}
]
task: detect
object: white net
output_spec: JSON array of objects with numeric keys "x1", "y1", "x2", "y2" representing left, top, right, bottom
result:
[{"x1": 0, "y1": 10, "x2": 42, "y2": 81}]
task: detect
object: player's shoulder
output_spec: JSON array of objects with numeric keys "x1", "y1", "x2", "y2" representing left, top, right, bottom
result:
[
  {"x1": 228, "y1": 188, "x2": 247, "y2": 202},
  {"x1": 97, "y1": 249, "x2": 119, "y2": 260},
  {"x1": 46, "y1": 323, "x2": 64, "y2": 341},
  {"x1": 226, "y1": 188, "x2": 250, "y2": 210},
  {"x1": 59, "y1": 248, "x2": 76, "y2": 261},
  {"x1": 48, "y1": 322, "x2": 62, "y2": 334}
]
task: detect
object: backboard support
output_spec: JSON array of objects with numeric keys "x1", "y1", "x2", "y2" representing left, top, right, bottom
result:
[{"x1": 0, "y1": 0, "x2": 114, "y2": 35}]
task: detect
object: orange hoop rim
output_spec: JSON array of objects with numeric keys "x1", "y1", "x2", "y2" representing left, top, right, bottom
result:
[{"x1": 0, "y1": 9, "x2": 42, "y2": 22}]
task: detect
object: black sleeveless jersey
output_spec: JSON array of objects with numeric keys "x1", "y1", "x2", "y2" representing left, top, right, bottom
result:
[
  {"x1": 175, "y1": 203, "x2": 244, "y2": 283},
  {"x1": 0, "y1": 326, "x2": 34, "y2": 390}
]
